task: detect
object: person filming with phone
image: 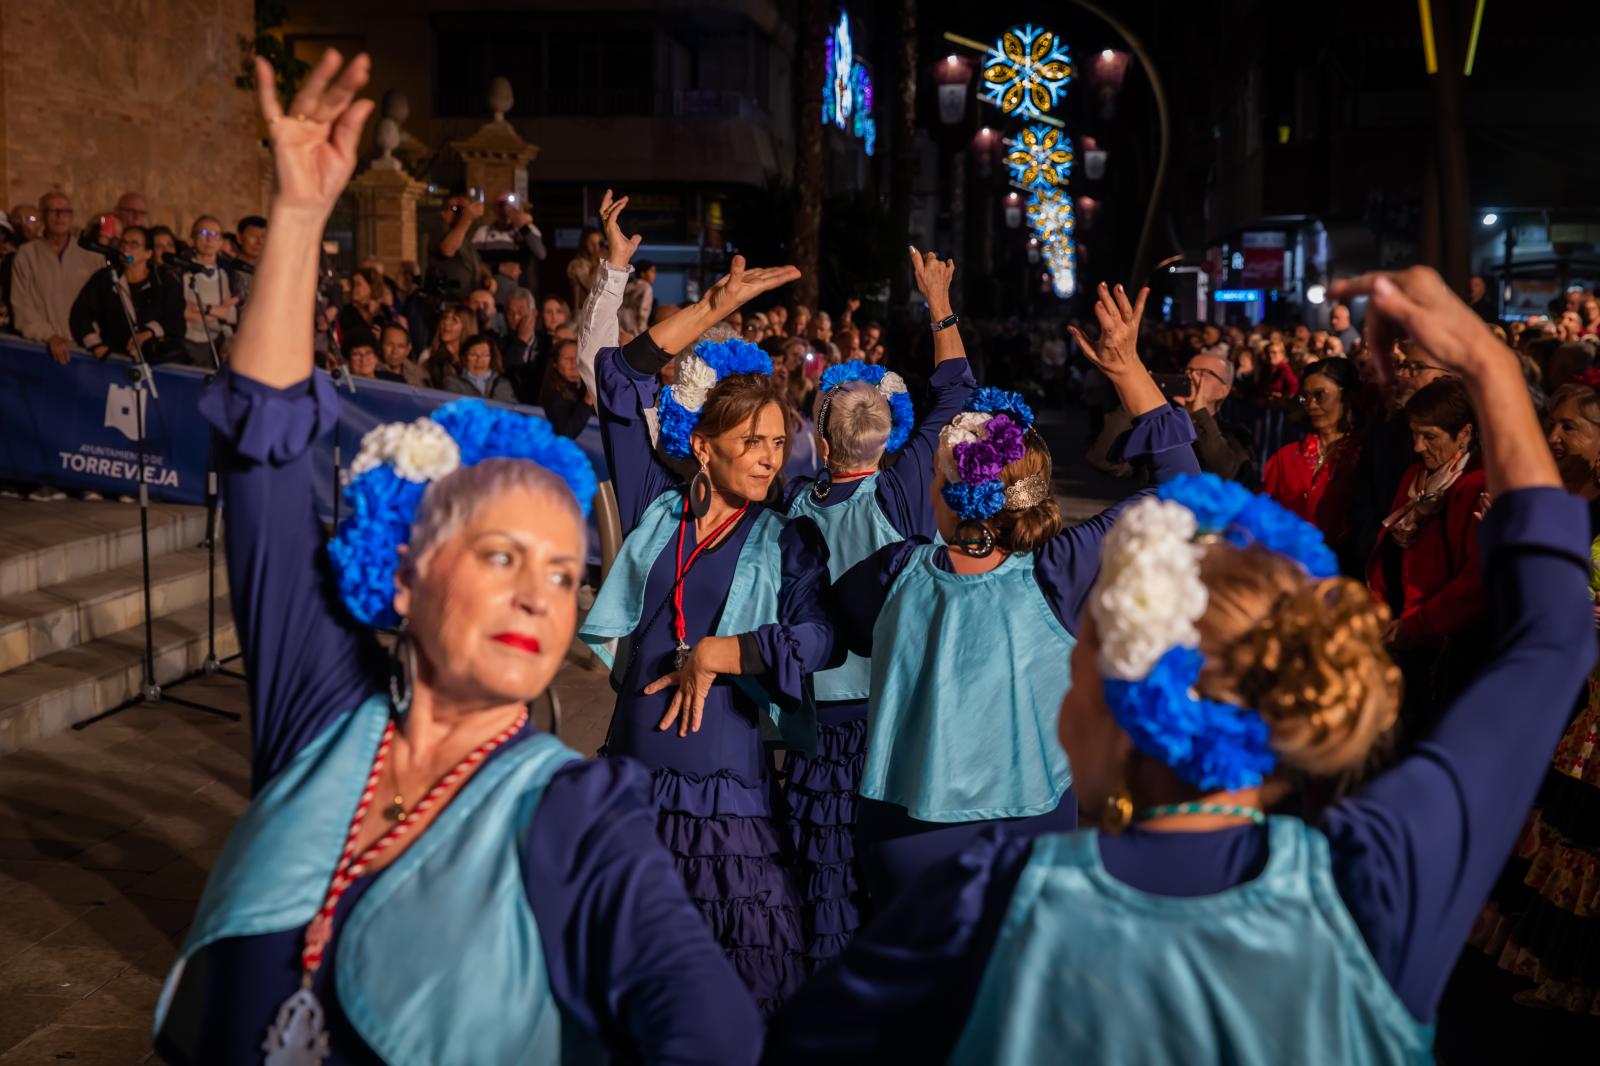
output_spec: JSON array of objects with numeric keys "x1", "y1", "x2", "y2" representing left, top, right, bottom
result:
[
  {"x1": 1174, "y1": 351, "x2": 1256, "y2": 485},
  {"x1": 424, "y1": 189, "x2": 484, "y2": 305}
]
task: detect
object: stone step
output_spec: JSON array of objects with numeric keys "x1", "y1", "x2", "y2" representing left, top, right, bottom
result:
[
  {"x1": 0, "y1": 597, "x2": 238, "y2": 755},
  {"x1": 0, "y1": 499, "x2": 210, "y2": 599},
  {"x1": 0, "y1": 547, "x2": 228, "y2": 673}
]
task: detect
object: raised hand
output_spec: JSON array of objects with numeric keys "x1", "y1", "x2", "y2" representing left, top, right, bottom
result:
[
  {"x1": 1068, "y1": 282, "x2": 1149, "y2": 378},
  {"x1": 909, "y1": 246, "x2": 956, "y2": 318},
  {"x1": 1329, "y1": 267, "x2": 1505, "y2": 382},
  {"x1": 254, "y1": 50, "x2": 374, "y2": 219},
  {"x1": 703, "y1": 255, "x2": 801, "y2": 320},
  {"x1": 599, "y1": 188, "x2": 642, "y2": 270}
]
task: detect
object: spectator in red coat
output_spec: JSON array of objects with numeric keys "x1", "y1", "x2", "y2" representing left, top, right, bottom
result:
[
  {"x1": 1367, "y1": 377, "x2": 1488, "y2": 738},
  {"x1": 1262, "y1": 357, "x2": 1362, "y2": 566}
]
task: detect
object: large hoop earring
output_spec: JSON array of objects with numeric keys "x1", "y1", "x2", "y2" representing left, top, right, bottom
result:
[
  {"x1": 954, "y1": 520, "x2": 995, "y2": 558},
  {"x1": 811, "y1": 466, "x2": 834, "y2": 501},
  {"x1": 688, "y1": 463, "x2": 713, "y2": 519},
  {"x1": 388, "y1": 618, "x2": 413, "y2": 717}
]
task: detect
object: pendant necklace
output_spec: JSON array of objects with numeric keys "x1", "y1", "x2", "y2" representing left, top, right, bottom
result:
[
  {"x1": 261, "y1": 707, "x2": 528, "y2": 1065},
  {"x1": 670, "y1": 496, "x2": 748, "y2": 669}
]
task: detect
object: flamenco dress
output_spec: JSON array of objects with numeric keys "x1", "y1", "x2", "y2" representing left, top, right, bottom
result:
[
  {"x1": 776, "y1": 356, "x2": 975, "y2": 968},
  {"x1": 152, "y1": 370, "x2": 761, "y2": 1064},
  {"x1": 769, "y1": 487, "x2": 1595, "y2": 1064},
  {"x1": 584, "y1": 335, "x2": 840, "y2": 1015}
]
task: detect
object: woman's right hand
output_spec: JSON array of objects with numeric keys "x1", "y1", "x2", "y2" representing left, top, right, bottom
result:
[
  {"x1": 1329, "y1": 267, "x2": 1501, "y2": 382},
  {"x1": 909, "y1": 246, "x2": 956, "y2": 318},
  {"x1": 254, "y1": 50, "x2": 374, "y2": 220},
  {"x1": 703, "y1": 255, "x2": 801, "y2": 320},
  {"x1": 1068, "y1": 283, "x2": 1150, "y2": 379},
  {"x1": 599, "y1": 188, "x2": 642, "y2": 270}
]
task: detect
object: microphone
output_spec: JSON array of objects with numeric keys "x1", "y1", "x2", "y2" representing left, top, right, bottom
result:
[
  {"x1": 218, "y1": 252, "x2": 256, "y2": 276},
  {"x1": 167, "y1": 255, "x2": 213, "y2": 275},
  {"x1": 77, "y1": 213, "x2": 122, "y2": 262}
]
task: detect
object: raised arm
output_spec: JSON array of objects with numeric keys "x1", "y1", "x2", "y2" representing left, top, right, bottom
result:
[
  {"x1": 204, "y1": 52, "x2": 386, "y2": 790},
  {"x1": 576, "y1": 189, "x2": 641, "y2": 398},
  {"x1": 1315, "y1": 268, "x2": 1590, "y2": 1020},
  {"x1": 1068, "y1": 282, "x2": 1166, "y2": 419},
  {"x1": 909, "y1": 247, "x2": 965, "y2": 366},
  {"x1": 644, "y1": 254, "x2": 799, "y2": 357}
]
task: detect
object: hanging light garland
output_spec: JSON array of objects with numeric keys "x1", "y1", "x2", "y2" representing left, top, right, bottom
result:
[{"x1": 981, "y1": 24, "x2": 1074, "y2": 119}]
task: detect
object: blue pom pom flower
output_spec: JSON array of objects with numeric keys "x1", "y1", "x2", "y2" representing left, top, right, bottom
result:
[
  {"x1": 657, "y1": 337, "x2": 774, "y2": 459},
  {"x1": 817, "y1": 360, "x2": 915, "y2": 453},
  {"x1": 326, "y1": 399, "x2": 597, "y2": 628}
]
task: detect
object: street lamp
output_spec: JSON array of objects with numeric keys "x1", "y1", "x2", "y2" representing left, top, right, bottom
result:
[
  {"x1": 1481, "y1": 212, "x2": 1498, "y2": 226},
  {"x1": 1306, "y1": 283, "x2": 1327, "y2": 305}
]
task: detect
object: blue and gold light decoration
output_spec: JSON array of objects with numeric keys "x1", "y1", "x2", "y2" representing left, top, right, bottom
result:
[
  {"x1": 981, "y1": 24, "x2": 1073, "y2": 119},
  {"x1": 1025, "y1": 189, "x2": 1077, "y2": 300},
  {"x1": 1006, "y1": 125, "x2": 1073, "y2": 193}
]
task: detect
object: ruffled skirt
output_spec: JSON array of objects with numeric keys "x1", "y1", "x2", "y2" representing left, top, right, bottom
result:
[
  {"x1": 1472, "y1": 674, "x2": 1600, "y2": 1014},
  {"x1": 648, "y1": 766, "x2": 808, "y2": 1016},
  {"x1": 780, "y1": 705, "x2": 869, "y2": 968}
]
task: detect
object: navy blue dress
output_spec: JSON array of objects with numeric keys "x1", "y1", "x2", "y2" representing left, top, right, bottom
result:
[
  {"x1": 832, "y1": 404, "x2": 1201, "y2": 904},
  {"x1": 164, "y1": 370, "x2": 762, "y2": 1066},
  {"x1": 595, "y1": 337, "x2": 840, "y2": 1015},
  {"x1": 767, "y1": 487, "x2": 1597, "y2": 1062},
  {"x1": 776, "y1": 356, "x2": 976, "y2": 969}
]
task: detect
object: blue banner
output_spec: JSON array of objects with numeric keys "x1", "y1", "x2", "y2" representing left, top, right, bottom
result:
[{"x1": 0, "y1": 339, "x2": 609, "y2": 538}]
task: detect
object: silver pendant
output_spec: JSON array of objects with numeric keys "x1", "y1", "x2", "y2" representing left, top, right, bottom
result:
[
  {"x1": 263, "y1": 985, "x2": 330, "y2": 1066},
  {"x1": 675, "y1": 640, "x2": 691, "y2": 670}
]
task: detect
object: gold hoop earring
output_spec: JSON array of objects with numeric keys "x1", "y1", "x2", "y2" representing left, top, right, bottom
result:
[{"x1": 1102, "y1": 783, "x2": 1134, "y2": 835}]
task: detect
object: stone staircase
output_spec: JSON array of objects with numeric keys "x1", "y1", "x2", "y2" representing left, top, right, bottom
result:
[{"x1": 0, "y1": 499, "x2": 235, "y2": 755}]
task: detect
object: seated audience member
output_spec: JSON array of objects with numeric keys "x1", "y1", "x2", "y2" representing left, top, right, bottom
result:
[
  {"x1": 441, "y1": 332, "x2": 515, "y2": 401},
  {"x1": 374, "y1": 323, "x2": 424, "y2": 385},
  {"x1": 336, "y1": 266, "x2": 388, "y2": 355},
  {"x1": 539, "y1": 338, "x2": 594, "y2": 438},
  {"x1": 420, "y1": 304, "x2": 468, "y2": 370},
  {"x1": 70, "y1": 225, "x2": 185, "y2": 363},
  {"x1": 11, "y1": 190, "x2": 104, "y2": 363},
  {"x1": 1367, "y1": 377, "x2": 1488, "y2": 737},
  {"x1": 1177, "y1": 350, "x2": 1255, "y2": 485},
  {"x1": 343, "y1": 340, "x2": 380, "y2": 379},
  {"x1": 537, "y1": 294, "x2": 571, "y2": 357}
]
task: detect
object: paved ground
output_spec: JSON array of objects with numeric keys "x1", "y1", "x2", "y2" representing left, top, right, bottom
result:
[{"x1": 0, "y1": 662, "x2": 616, "y2": 1064}]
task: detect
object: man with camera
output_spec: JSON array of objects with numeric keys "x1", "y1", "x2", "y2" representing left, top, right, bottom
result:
[
  {"x1": 424, "y1": 190, "x2": 485, "y2": 305},
  {"x1": 1172, "y1": 350, "x2": 1255, "y2": 485},
  {"x1": 473, "y1": 191, "x2": 547, "y2": 299}
]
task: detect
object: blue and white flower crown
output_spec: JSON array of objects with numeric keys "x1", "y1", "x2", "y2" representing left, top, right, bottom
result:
[
  {"x1": 657, "y1": 337, "x2": 773, "y2": 459},
  {"x1": 1090, "y1": 473, "x2": 1339, "y2": 793},
  {"x1": 817, "y1": 360, "x2": 914, "y2": 452},
  {"x1": 326, "y1": 399, "x2": 598, "y2": 628},
  {"x1": 936, "y1": 387, "x2": 1037, "y2": 520}
]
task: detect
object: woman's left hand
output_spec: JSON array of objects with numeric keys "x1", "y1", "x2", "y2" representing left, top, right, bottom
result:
[
  {"x1": 644, "y1": 645, "x2": 719, "y2": 736},
  {"x1": 255, "y1": 50, "x2": 374, "y2": 220},
  {"x1": 599, "y1": 188, "x2": 642, "y2": 270}
]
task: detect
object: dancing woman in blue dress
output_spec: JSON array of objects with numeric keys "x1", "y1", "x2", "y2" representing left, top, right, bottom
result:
[{"x1": 768, "y1": 267, "x2": 1596, "y2": 1064}]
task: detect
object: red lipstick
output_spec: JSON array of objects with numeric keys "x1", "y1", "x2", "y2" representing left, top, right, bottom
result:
[{"x1": 492, "y1": 633, "x2": 542, "y2": 655}]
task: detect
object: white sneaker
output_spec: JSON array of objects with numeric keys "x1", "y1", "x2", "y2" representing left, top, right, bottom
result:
[{"x1": 27, "y1": 487, "x2": 67, "y2": 501}]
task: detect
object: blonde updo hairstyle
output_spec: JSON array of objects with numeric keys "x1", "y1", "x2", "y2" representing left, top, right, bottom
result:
[
  {"x1": 1190, "y1": 543, "x2": 1401, "y2": 776},
  {"x1": 985, "y1": 433, "x2": 1064, "y2": 555}
]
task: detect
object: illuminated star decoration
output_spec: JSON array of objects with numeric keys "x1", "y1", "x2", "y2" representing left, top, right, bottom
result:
[
  {"x1": 822, "y1": 10, "x2": 878, "y2": 156},
  {"x1": 1026, "y1": 190, "x2": 1077, "y2": 299},
  {"x1": 1044, "y1": 241, "x2": 1077, "y2": 299},
  {"x1": 1006, "y1": 125, "x2": 1074, "y2": 193},
  {"x1": 982, "y1": 24, "x2": 1073, "y2": 119}
]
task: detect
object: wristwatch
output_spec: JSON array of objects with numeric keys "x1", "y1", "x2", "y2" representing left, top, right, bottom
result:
[{"x1": 931, "y1": 313, "x2": 960, "y2": 333}]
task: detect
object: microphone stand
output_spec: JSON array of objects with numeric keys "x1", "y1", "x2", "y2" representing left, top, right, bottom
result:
[
  {"x1": 326, "y1": 363, "x2": 357, "y2": 530},
  {"x1": 74, "y1": 259, "x2": 239, "y2": 729}
]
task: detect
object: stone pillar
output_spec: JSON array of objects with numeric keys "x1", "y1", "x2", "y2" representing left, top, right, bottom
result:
[
  {"x1": 347, "y1": 165, "x2": 429, "y2": 276},
  {"x1": 449, "y1": 120, "x2": 540, "y2": 203}
]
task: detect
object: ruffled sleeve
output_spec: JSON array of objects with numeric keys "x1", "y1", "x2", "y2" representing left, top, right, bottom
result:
[
  {"x1": 524, "y1": 757, "x2": 762, "y2": 1066},
  {"x1": 830, "y1": 538, "x2": 926, "y2": 657},
  {"x1": 200, "y1": 370, "x2": 386, "y2": 792},
  {"x1": 596, "y1": 340, "x2": 681, "y2": 532},
  {"x1": 765, "y1": 829, "x2": 1035, "y2": 1064},
  {"x1": 747, "y1": 516, "x2": 844, "y2": 709},
  {"x1": 877, "y1": 358, "x2": 977, "y2": 538},
  {"x1": 1036, "y1": 404, "x2": 1201, "y2": 635}
]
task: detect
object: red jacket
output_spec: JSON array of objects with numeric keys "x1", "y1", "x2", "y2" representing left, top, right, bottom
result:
[
  {"x1": 1263, "y1": 433, "x2": 1362, "y2": 552},
  {"x1": 1365, "y1": 462, "x2": 1488, "y2": 645}
]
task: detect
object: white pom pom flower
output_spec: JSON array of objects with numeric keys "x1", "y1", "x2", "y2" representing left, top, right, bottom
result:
[
  {"x1": 1091, "y1": 497, "x2": 1208, "y2": 681},
  {"x1": 936, "y1": 412, "x2": 995, "y2": 483},
  {"x1": 878, "y1": 371, "x2": 908, "y2": 396},
  {"x1": 350, "y1": 418, "x2": 462, "y2": 483},
  {"x1": 671, "y1": 353, "x2": 717, "y2": 413}
]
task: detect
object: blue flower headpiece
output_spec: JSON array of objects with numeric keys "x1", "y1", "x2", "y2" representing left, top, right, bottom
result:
[
  {"x1": 657, "y1": 337, "x2": 773, "y2": 459},
  {"x1": 936, "y1": 387, "x2": 1039, "y2": 520},
  {"x1": 817, "y1": 360, "x2": 914, "y2": 453},
  {"x1": 1090, "y1": 473, "x2": 1338, "y2": 792},
  {"x1": 326, "y1": 399, "x2": 598, "y2": 628}
]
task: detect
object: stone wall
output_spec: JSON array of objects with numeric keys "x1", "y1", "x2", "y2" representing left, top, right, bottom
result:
[{"x1": 0, "y1": 0, "x2": 263, "y2": 233}]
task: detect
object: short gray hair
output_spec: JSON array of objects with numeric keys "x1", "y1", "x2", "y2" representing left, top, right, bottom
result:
[
  {"x1": 816, "y1": 380, "x2": 891, "y2": 467},
  {"x1": 409, "y1": 458, "x2": 588, "y2": 565},
  {"x1": 509, "y1": 287, "x2": 536, "y2": 309},
  {"x1": 694, "y1": 322, "x2": 738, "y2": 347}
]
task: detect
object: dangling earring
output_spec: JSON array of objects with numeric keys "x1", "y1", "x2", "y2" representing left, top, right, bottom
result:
[
  {"x1": 688, "y1": 462, "x2": 713, "y2": 519},
  {"x1": 954, "y1": 520, "x2": 995, "y2": 558},
  {"x1": 388, "y1": 617, "x2": 413, "y2": 717},
  {"x1": 1102, "y1": 781, "x2": 1134, "y2": 834},
  {"x1": 811, "y1": 466, "x2": 834, "y2": 501}
]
